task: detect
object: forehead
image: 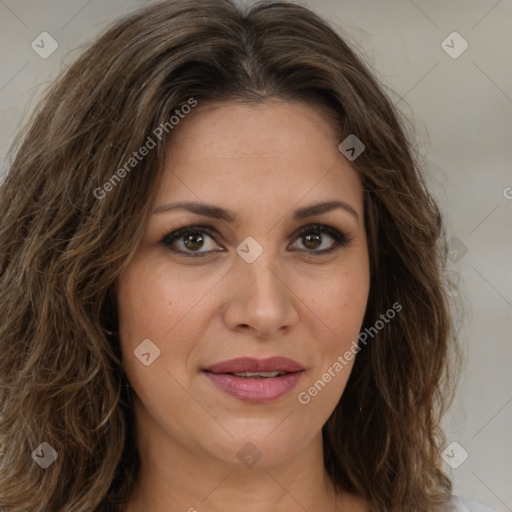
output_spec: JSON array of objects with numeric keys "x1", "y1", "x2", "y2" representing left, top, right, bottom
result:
[
  {"x1": 154, "y1": 100, "x2": 363, "y2": 216},
  {"x1": 165, "y1": 99, "x2": 340, "y2": 163}
]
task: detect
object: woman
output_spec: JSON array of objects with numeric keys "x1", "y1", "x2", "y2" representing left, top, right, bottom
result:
[{"x1": 0, "y1": 1, "x2": 497, "y2": 511}]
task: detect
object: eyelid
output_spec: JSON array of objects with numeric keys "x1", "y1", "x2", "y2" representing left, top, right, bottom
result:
[
  {"x1": 159, "y1": 224, "x2": 219, "y2": 246},
  {"x1": 159, "y1": 223, "x2": 353, "y2": 256}
]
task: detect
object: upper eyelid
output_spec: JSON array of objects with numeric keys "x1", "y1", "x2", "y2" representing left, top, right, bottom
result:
[
  {"x1": 160, "y1": 223, "x2": 349, "y2": 249},
  {"x1": 162, "y1": 223, "x2": 340, "y2": 239}
]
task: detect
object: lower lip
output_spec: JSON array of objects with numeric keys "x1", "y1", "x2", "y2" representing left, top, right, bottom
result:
[{"x1": 203, "y1": 370, "x2": 304, "y2": 403}]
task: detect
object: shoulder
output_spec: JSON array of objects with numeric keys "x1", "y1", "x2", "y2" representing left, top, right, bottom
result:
[{"x1": 444, "y1": 495, "x2": 499, "y2": 512}]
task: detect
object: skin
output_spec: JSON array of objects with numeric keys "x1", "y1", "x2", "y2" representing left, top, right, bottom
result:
[{"x1": 117, "y1": 100, "x2": 371, "y2": 512}]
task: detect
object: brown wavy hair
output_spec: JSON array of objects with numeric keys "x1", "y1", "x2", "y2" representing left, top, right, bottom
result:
[{"x1": 0, "y1": 1, "x2": 461, "y2": 511}]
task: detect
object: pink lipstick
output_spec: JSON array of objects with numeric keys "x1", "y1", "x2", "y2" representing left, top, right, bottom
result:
[{"x1": 203, "y1": 357, "x2": 305, "y2": 403}]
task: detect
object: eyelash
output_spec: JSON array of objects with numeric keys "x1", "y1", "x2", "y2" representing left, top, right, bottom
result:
[{"x1": 159, "y1": 223, "x2": 352, "y2": 258}]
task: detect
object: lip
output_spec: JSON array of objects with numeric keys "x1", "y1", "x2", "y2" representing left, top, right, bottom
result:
[
  {"x1": 203, "y1": 357, "x2": 304, "y2": 374},
  {"x1": 202, "y1": 357, "x2": 305, "y2": 404}
]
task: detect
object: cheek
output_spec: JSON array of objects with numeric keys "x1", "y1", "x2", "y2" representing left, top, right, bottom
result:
[
  {"x1": 117, "y1": 259, "x2": 207, "y2": 341},
  {"x1": 305, "y1": 265, "x2": 369, "y2": 343},
  {"x1": 295, "y1": 272, "x2": 367, "y2": 416},
  {"x1": 116, "y1": 262, "x2": 205, "y2": 415},
  {"x1": 116, "y1": 261, "x2": 205, "y2": 386},
  {"x1": 296, "y1": 257, "x2": 369, "y2": 404}
]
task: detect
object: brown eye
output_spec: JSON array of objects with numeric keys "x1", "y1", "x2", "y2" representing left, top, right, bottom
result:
[
  {"x1": 160, "y1": 223, "x2": 351, "y2": 258},
  {"x1": 302, "y1": 231, "x2": 322, "y2": 250},
  {"x1": 160, "y1": 226, "x2": 221, "y2": 256},
  {"x1": 183, "y1": 232, "x2": 206, "y2": 251},
  {"x1": 291, "y1": 224, "x2": 351, "y2": 254}
]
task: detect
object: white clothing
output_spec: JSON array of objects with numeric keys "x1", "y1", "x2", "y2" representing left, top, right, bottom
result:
[{"x1": 447, "y1": 496, "x2": 498, "y2": 511}]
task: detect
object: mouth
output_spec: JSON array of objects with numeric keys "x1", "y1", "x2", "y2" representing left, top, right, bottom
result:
[
  {"x1": 202, "y1": 357, "x2": 305, "y2": 403},
  {"x1": 216, "y1": 370, "x2": 288, "y2": 378}
]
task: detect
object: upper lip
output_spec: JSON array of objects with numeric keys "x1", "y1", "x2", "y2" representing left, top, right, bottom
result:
[{"x1": 203, "y1": 357, "x2": 304, "y2": 374}]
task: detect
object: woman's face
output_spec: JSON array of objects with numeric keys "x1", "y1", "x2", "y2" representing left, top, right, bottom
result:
[{"x1": 116, "y1": 100, "x2": 370, "y2": 469}]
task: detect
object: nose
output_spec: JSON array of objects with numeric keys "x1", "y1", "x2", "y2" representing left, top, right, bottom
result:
[{"x1": 222, "y1": 250, "x2": 299, "y2": 339}]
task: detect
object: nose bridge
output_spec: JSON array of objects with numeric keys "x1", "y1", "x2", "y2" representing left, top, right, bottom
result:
[
  {"x1": 226, "y1": 240, "x2": 296, "y2": 335},
  {"x1": 239, "y1": 243, "x2": 285, "y2": 305}
]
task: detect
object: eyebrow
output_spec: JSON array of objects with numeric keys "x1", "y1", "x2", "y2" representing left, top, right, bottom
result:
[{"x1": 153, "y1": 200, "x2": 359, "y2": 222}]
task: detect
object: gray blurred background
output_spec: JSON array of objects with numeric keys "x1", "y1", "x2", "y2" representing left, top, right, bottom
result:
[{"x1": 0, "y1": 0, "x2": 511, "y2": 509}]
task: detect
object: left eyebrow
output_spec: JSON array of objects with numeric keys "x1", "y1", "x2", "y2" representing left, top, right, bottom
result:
[
  {"x1": 292, "y1": 200, "x2": 359, "y2": 222},
  {"x1": 153, "y1": 199, "x2": 359, "y2": 223}
]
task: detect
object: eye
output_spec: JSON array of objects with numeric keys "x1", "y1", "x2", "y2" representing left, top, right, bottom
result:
[
  {"x1": 159, "y1": 225, "x2": 221, "y2": 257},
  {"x1": 159, "y1": 223, "x2": 352, "y2": 257},
  {"x1": 289, "y1": 224, "x2": 352, "y2": 254}
]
